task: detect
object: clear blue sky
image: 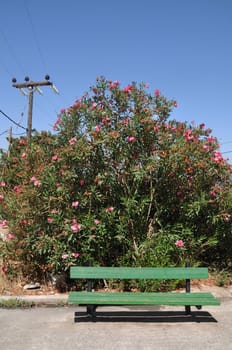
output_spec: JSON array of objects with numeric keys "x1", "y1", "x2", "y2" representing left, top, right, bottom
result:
[{"x1": 1, "y1": 0, "x2": 232, "y2": 162}]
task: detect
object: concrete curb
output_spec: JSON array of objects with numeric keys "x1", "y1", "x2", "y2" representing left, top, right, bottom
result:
[{"x1": 0, "y1": 294, "x2": 68, "y2": 305}]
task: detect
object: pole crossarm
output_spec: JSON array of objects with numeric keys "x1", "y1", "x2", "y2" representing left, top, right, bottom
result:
[{"x1": 12, "y1": 81, "x2": 52, "y2": 89}]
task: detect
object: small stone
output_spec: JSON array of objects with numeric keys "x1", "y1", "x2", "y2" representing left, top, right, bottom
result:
[{"x1": 23, "y1": 282, "x2": 41, "y2": 290}]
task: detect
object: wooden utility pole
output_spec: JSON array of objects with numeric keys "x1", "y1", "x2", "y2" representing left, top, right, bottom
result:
[
  {"x1": 12, "y1": 75, "x2": 58, "y2": 139},
  {"x1": 27, "y1": 86, "x2": 34, "y2": 139},
  {"x1": 7, "y1": 126, "x2": 12, "y2": 157}
]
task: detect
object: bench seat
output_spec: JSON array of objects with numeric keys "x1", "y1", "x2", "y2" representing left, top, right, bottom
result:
[{"x1": 68, "y1": 291, "x2": 220, "y2": 306}]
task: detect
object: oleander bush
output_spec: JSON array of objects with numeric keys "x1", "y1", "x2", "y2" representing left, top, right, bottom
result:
[{"x1": 0, "y1": 77, "x2": 231, "y2": 284}]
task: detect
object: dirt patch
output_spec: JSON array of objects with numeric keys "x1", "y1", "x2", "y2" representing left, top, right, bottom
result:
[
  {"x1": 1, "y1": 272, "x2": 231, "y2": 296},
  {"x1": 0, "y1": 274, "x2": 61, "y2": 296}
]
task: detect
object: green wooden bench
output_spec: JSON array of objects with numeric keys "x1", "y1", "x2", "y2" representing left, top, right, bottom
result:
[{"x1": 68, "y1": 265, "x2": 220, "y2": 319}]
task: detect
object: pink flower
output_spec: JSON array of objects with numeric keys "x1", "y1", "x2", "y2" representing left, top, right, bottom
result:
[
  {"x1": 183, "y1": 129, "x2": 194, "y2": 141},
  {"x1": 109, "y1": 80, "x2": 120, "y2": 89},
  {"x1": 90, "y1": 102, "x2": 97, "y2": 110},
  {"x1": 53, "y1": 118, "x2": 62, "y2": 130},
  {"x1": 210, "y1": 191, "x2": 216, "y2": 197},
  {"x1": 94, "y1": 219, "x2": 100, "y2": 225},
  {"x1": 173, "y1": 101, "x2": 178, "y2": 108},
  {"x1": 1, "y1": 265, "x2": 7, "y2": 274},
  {"x1": 122, "y1": 117, "x2": 130, "y2": 126},
  {"x1": 123, "y1": 84, "x2": 133, "y2": 93},
  {"x1": 1, "y1": 220, "x2": 8, "y2": 229},
  {"x1": 62, "y1": 254, "x2": 69, "y2": 260},
  {"x1": 203, "y1": 145, "x2": 210, "y2": 152},
  {"x1": 6, "y1": 233, "x2": 15, "y2": 240},
  {"x1": 188, "y1": 176, "x2": 193, "y2": 183},
  {"x1": 71, "y1": 223, "x2": 81, "y2": 232},
  {"x1": 30, "y1": 176, "x2": 41, "y2": 187},
  {"x1": 52, "y1": 155, "x2": 58, "y2": 161},
  {"x1": 224, "y1": 213, "x2": 231, "y2": 222},
  {"x1": 212, "y1": 150, "x2": 223, "y2": 164},
  {"x1": 79, "y1": 179, "x2": 85, "y2": 186},
  {"x1": 47, "y1": 217, "x2": 54, "y2": 223},
  {"x1": 72, "y1": 253, "x2": 80, "y2": 258},
  {"x1": 19, "y1": 139, "x2": 26, "y2": 145},
  {"x1": 101, "y1": 117, "x2": 111, "y2": 125},
  {"x1": 154, "y1": 125, "x2": 159, "y2": 132},
  {"x1": 20, "y1": 219, "x2": 27, "y2": 225},
  {"x1": 175, "y1": 240, "x2": 184, "y2": 248},
  {"x1": 69, "y1": 137, "x2": 76, "y2": 146},
  {"x1": 207, "y1": 136, "x2": 216, "y2": 144},
  {"x1": 126, "y1": 136, "x2": 136, "y2": 143},
  {"x1": 72, "y1": 201, "x2": 79, "y2": 207},
  {"x1": 94, "y1": 125, "x2": 101, "y2": 132},
  {"x1": 13, "y1": 185, "x2": 21, "y2": 193},
  {"x1": 51, "y1": 209, "x2": 58, "y2": 214},
  {"x1": 21, "y1": 152, "x2": 27, "y2": 159},
  {"x1": 155, "y1": 89, "x2": 160, "y2": 97},
  {"x1": 0, "y1": 181, "x2": 6, "y2": 187},
  {"x1": 0, "y1": 195, "x2": 4, "y2": 201},
  {"x1": 105, "y1": 207, "x2": 114, "y2": 213}
]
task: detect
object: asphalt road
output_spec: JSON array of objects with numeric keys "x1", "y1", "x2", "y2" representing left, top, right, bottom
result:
[{"x1": 0, "y1": 299, "x2": 232, "y2": 350}]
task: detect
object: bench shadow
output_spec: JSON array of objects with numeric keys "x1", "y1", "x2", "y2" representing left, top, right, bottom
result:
[{"x1": 74, "y1": 310, "x2": 218, "y2": 323}]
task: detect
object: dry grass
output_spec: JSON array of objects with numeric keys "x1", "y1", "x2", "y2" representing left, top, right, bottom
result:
[
  {"x1": 0, "y1": 273, "x2": 24, "y2": 295},
  {"x1": 0, "y1": 270, "x2": 61, "y2": 296}
]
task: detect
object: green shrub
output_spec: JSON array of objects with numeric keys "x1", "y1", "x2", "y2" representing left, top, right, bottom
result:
[{"x1": 0, "y1": 77, "x2": 231, "y2": 283}]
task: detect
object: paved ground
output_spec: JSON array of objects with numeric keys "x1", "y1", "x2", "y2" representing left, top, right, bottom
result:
[{"x1": 0, "y1": 286, "x2": 231, "y2": 350}]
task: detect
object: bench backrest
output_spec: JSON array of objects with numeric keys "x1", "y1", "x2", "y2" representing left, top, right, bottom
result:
[{"x1": 70, "y1": 266, "x2": 208, "y2": 280}]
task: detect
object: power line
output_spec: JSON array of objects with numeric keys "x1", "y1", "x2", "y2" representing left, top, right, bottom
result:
[
  {"x1": 222, "y1": 150, "x2": 232, "y2": 154},
  {"x1": 0, "y1": 59, "x2": 14, "y2": 77},
  {"x1": 221, "y1": 141, "x2": 232, "y2": 145},
  {"x1": 0, "y1": 130, "x2": 8, "y2": 136},
  {"x1": 24, "y1": 0, "x2": 47, "y2": 72},
  {"x1": 0, "y1": 27, "x2": 25, "y2": 76},
  {"x1": 23, "y1": 2, "x2": 63, "y2": 115},
  {"x1": 0, "y1": 109, "x2": 27, "y2": 130},
  {"x1": 12, "y1": 131, "x2": 26, "y2": 136}
]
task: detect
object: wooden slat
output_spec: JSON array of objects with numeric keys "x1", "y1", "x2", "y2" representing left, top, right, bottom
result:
[
  {"x1": 70, "y1": 266, "x2": 208, "y2": 280},
  {"x1": 68, "y1": 291, "x2": 220, "y2": 306}
]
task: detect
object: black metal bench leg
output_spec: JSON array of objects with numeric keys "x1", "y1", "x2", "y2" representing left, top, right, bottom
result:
[
  {"x1": 185, "y1": 262, "x2": 191, "y2": 315},
  {"x1": 87, "y1": 305, "x2": 97, "y2": 317}
]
